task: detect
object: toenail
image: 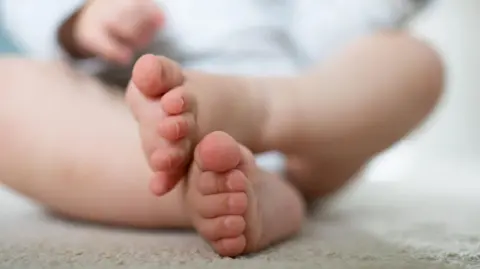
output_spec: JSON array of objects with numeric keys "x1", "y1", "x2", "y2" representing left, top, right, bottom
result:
[
  {"x1": 224, "y1": 217, "x2": 237, "y2": 229},
  {"x1": 225, "y1": 170, "x2": 246, "y2": 191},
  {"x1": 176, "y1": 97, "x2": 185, "y2": 110},
  {"x1": 228, "y1": 196, "x2": 237, "y2": 210},
  {"x1": 226, "y1": 178, "x2": 235, "y2": 191},
  {"x1": 226, "y1": 176, "x2": 243, "y2": 192},
  {"x1": 174, "y1": 122, "x2": 181, "y2": 138},
  {"x1": 228, "y1": 194, "x2": 246, "y2": 212},
  {"x1": 168, "y1": 96, "x2": 185, "y2": 113}
]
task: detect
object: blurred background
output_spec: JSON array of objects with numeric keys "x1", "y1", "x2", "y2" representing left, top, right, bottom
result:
[
  {"x1": 0, "y1": 21, "x2": 17, "y2": 53},
  {"x1": 0, "y1": 0, "x2": 478, "y2": 182}
]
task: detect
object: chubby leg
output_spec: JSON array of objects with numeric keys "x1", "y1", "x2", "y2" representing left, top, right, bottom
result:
[
  {"x1": 0, "y1": 57, "x2": 190, "y2": 228},
  {"x1": 267, "y1": 32, "x2": 444, "y2": 200}
]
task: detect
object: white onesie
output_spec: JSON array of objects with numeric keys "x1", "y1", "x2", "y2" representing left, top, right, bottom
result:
[{"x1": 1, "y1": 0, "x2": 429, "y2": 76}]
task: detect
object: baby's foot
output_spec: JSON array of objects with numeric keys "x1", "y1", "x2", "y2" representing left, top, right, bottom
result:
[
  {"x1": 126, "y1": 55, "x2": 188, "y2": 195},
  {"x1": 127, "y1": 54, "x2": 270, "y2": 195},
  {"x1": 185, "y1": 131, "x2": 305, "y2": 257}
]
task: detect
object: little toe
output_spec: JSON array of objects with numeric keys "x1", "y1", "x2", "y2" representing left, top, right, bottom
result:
[
  {"x1": 132, "y1": 54, "x2": 184, "y2": 97},
  {"x1": 211, "y1": 236, "x2": 247, "y2": 257}
]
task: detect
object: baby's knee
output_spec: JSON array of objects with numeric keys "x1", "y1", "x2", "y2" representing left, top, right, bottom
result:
[
  {"x1": 409, "y1": 37, "x2": 444, "y2": 113},
  {"x1": 376, "y1": 31, "x2": 444, "y2": 108},
  {"x1": 399, "y1": 33, "x2": 443, "y2": 85}
]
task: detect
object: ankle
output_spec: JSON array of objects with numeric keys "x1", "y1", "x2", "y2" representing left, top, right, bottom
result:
[
  {"x1": 252, "y1": 76, "x2": 305, "y2": 153},
  {"x1": 286, "y1": 154, "x2": 366, "y2": 203}
]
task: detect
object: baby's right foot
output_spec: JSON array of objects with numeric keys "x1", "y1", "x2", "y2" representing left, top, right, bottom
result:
[
  {"x1": 185, "y1": 131, "x2": 305, "y2": 257},
  {"x1": 126, "y1": 55, "x2": 271, "y2": 195}
]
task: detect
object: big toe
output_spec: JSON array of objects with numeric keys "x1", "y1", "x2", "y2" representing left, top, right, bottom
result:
[
  {"x1": 195, "y1": 131, "x2": 242, "y2": 173},
  {"x1": 132, "y1": 54, "x2": 184, "y2": 97}
]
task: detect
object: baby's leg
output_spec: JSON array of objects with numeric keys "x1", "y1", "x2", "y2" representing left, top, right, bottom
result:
[
  {"x1": 0, "y1": 57, "x2": 190, "y2": 228},
  {"x1": 125, "y1": 31, "x2": 442, "y2": 256},
  {"x1": 265, "y1": 32, "x2": 444, "y2": 200},
  {"x1": 128, "y1": 31, "x2": 443, "y2": 203}
]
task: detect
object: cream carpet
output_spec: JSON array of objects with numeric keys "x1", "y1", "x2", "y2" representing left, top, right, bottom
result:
[{"x1": 1, "y1": 177, "x2": 478, "y2": 269}]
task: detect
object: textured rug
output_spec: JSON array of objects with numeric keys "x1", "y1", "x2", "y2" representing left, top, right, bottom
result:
[{"x1": 1, "y1": 176, "x2": 478, "y2": 269}]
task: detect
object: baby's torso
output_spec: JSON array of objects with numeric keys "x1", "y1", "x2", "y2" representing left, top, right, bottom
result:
[
  {"x1": 149, "y1": 0, "x2": 299, "y2": 75},
  {"x1": 140, "y1": 0, "x2": 420, "y2": 76}
]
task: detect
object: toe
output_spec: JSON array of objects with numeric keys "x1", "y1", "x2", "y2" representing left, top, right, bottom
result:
[
  {"x1": 212, "y1": 236, "x2": 247, "y2": 257},
  {"x1": 197, "y1": 170, "x2": 247, "y2": 195},
  {"x1": 149, "y1": 172, "x2": 183, "y2": 196},
  {"x1": 150, "y1": 147, "x2": 188, "y2": 171},
  {"x1": 125, "y1": 81, "x2": 146, "y2": 121},
  {"x1": 194, "y1": 192, "x2": 248, "y2": 218},
  {"x1": 196, "y1": 215, "x2": 246, "y2": 241},
  {"x1": 161, "y1": 87, "x2": 192, "y2": 115},
  {"x1": 132, "y1": 54, "x2": 184, "y2": 97},
  {"x1": 157, "y1": 114, "x2": 194, "y2": 141},
  {"x1": 195, "y1": 131, "x2": 242, "y2": 173}
]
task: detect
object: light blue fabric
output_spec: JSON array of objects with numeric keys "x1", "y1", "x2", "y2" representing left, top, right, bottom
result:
[
  {"x1": 0, "y1": 20, "x2": 20, "y2": 53},
  {"x1": 0, "y1": 34, "x2": 18, "y2": 53}
]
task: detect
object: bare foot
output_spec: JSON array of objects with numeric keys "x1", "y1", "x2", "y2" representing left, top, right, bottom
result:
[
  {"x1": 126, "y1": 54, "x2": 269, "y2": 196},
  {"x1": 126, "y1": 55, "x2": 186, "y2": 195},
  {"x1": 185, "y1": 131, "x2": 305, "y2": 257}
]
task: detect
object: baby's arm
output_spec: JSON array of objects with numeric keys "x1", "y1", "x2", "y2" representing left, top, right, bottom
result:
[
  {"x1": 57, "y1": 0, "x2": 163, "y2": 66},
  {"x1": 2, "y1": 0, "x2": 163, "y2": 87}
]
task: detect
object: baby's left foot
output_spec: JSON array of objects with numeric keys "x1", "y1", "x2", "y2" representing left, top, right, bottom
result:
[
  {"x1": 185, "y1": 131, "x2": 305, "y2": 257},
  {"x1": 126, "y1": 55, "x2": 271, "y2": 196}
]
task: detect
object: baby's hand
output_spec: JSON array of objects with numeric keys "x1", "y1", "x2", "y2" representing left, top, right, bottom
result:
[{"x1": 74, "y1": 0, "x2": 163, "y2": 65}]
